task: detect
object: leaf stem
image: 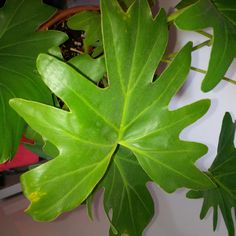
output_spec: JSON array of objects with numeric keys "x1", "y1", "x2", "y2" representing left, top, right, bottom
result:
[
  {"x1": 161, "y1": 59, "x2": 236, "y2": 86},
  {"x1": 164, "y1": 39, "x2": 212, "y2": 60},
  {"x1": 192, "y1": 39, "x2": 212, "y2": 51},
  {"x1": 190, "y1": 66, "x2": 236, "y2": 86},
  {"x1": 196, "y1": 30, "x2": 212, "y2": 39}
]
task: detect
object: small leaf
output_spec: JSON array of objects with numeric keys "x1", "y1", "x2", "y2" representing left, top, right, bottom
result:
[
  {"x1": 10, "y1": 0, "x2": 214, "y2": 223},
  {"x1": 69, "y1": 54, "x2": 106, "y2": 82},
  {"x1": 0, "y1": 0, "x2": 67, "y2": 162},
  {"x1": 67, "y1": 11, "x2": 102, "y2": 54},
  {"x1": 175, "y1": 0, "x2": 236, "y2": 91},
  {"x1": 187, "y1": 112, "x2": 236, "y2": 236},
  {"x1": 101, "y1": 147, "x2": 154, "y2": 236}
]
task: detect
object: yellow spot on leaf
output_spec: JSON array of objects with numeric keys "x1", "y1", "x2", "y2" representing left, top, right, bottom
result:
[{"x1": 29, "y1": 191, "x2": 46, "y2": 203}]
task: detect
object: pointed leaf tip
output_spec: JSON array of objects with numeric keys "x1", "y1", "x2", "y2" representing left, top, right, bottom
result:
[{"x1": 175, "y1": 0, "x2": 236, "y2": 91}]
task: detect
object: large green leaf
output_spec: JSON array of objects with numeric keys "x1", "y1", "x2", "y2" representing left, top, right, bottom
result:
[
  {"x1": 175, "y1": 0, "x2": 236, "y2": 92},
  {"x1": 10, "y1": 0, "x2": 214, "y2": 221},
  {"x1": 187, "y1": 113, "x2": 236, "y2": 236},
  {"x1": 0, "y1": 0, "x2": 67, "y2": 162},
  {"x1": 101, "y1": 147, "x2": 154, "y2": 236}
]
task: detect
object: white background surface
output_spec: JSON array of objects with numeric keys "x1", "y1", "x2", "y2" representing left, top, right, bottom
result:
[{"x1": 0, "y1": 0, "x2": 235, "y2": 235}]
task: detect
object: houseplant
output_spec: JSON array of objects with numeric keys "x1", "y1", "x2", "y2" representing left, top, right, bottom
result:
[
  {"x1": 1, "y1": 0, "x2": 236, "y2": 235},
  {"x1": 0, "y1": 0, "x2": 67, "y2": 163}
]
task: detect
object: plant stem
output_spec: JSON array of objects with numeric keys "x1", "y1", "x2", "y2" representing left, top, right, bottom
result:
[
  {"x1": 190, "y1": 66, "x2": 236, "y2": 86},
  {"x1": 164, "y1": 39, "x2": 212, "y2": 60},
  {"x1": 196, "y1": 30, "x2": 212, "y2": 39},
  {"x1": 192, "y1": 39, "x2": 212, "y2": 51},
  {"x1": 161, "y1": 59, "x2": 236, "y2": 86}
]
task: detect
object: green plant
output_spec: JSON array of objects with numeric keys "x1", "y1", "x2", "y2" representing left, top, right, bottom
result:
[
  {"x1": 0, "y1": 0, "x2": 67, "y2": 163},
  {"x1": 188, "y1": 112, "x2": 236, "y2": 236},
  {"x1": 1, "y1": 0, "x2": 236, "y2": 235}
]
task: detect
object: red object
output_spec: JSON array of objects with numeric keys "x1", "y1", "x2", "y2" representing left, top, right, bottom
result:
[{"x1": 0, "y1": 137, "x2": 39, "y2": 172}]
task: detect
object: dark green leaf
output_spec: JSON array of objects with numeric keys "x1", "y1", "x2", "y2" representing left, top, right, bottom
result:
[
  {"x1": 187, "y1": 112, "x2": 236, "y2": 236},
  {"x1": 175, "y1": 0, "x2": 236, "y2": 92},
  {"x1": 101, "y1": 147, "x2": 154, "y2": 236},
  {"x1": 10, "y1": 0, "x2": 214, "y2": 222},
  {"x1": 0, "y1": 0, "x2": 67, "y2": 162}
]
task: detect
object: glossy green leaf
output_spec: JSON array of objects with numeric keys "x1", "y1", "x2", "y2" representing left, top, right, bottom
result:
[
  {"x1": 101, "y1": 147, "x2": 154, "y2": 236},
  {"x1": 175, "y1": 0, "x2": 236, "y2": 92},
  {"x1": 0, "y1": 0, "x2": 67, "y2": 163},
  {"x1": 69, "y1": 54, "x2": 106, "y2": 82},
  {"x1": 187, "y1": 113, "x2": 236, "y2": 236},
  {"x1": 10, "y1": 0, "x2": 214, "y2": 221},
  {"x1": 67, "y1": 11, "x2": 102, "y2": 56}
]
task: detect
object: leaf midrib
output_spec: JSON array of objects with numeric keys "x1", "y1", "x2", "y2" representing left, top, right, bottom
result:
[
  {"x1": 118, "y1": 33, "x2": 140, "y2": 138},
  {"x1": 0, "y1": 64, "x2": 41, "y2": 95},
  {"x1": 210, "y1": 0, "x2": 236, "y2": 27},
  {"x1": 105, "y1": 9, "x2": 125, "y2": 95},
  {"x1": 0, "y1": 53, "x2": 34, "y2": 59},
  {"x1": 0, "y1": 0, "x2": 24, "y2": 39},
  {"x1": 124, "y1": 108, "x2": 194, "y2": 142},
  {"x1": 130, "y1": 145, "x2": 206, "y2": 187},
  {"x1": 114, "y1": 159, "x2": 151, "y2": 234},
  {"x1": 25, "y1": 111, "x2": 115, "y2": 147},
  {"x1": 212, "y1": 175, "x2": 236, "y2": 201},
  {"x1": 55, "y1": 72, "x2": 119, "y2": 132},
  {"x1": 0, "y1": 37, "x2": 61, "y2": 51},
  {"x1": 105, "y1": 3, "x2": 142, "y2": 141},
  {"x1": 125, "y1": 64, "x2": 186, "y2": 133},
  {"x1": 3, "y1": 13, "x2": 44, "y2": 36},
  {"x1": 211, "y1": 155, "x2": 236, "y2": 172},
  {"x1": 115, "y1": 158, "x2": 153, "y2": 215}
]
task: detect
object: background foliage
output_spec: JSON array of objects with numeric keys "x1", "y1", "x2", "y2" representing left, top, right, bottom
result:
[{"x1": 0, "y1": 0, "x2": 67, "y2": 163}]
